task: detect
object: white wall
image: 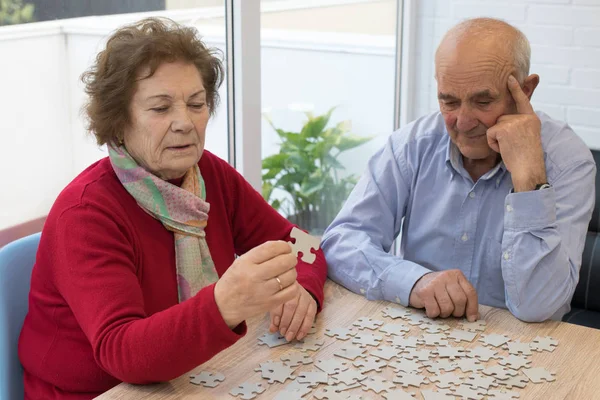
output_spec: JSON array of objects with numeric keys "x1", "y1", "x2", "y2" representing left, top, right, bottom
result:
[
  {"x1": 411, "y1": 0, "x2": 600, "y2": 148},
  {"x1": 0, "y1": 31, "x2": 73, "y2": 229},
  {"x1": 64, "y1": 31, "x2": 110, "y2": 174}
]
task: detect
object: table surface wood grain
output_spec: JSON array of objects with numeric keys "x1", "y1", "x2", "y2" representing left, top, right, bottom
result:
[{"x1": 95, "y1": 280, "x2": 600, "y2": 400}]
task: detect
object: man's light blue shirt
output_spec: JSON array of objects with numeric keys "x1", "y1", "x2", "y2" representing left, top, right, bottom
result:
[{"x1": 322, "y1": 111, "x2": 595, "y2": 322}]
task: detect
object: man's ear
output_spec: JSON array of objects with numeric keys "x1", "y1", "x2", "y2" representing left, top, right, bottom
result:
[{"x1": 522, "y1": 74, "x2": 540, "y2": 100}]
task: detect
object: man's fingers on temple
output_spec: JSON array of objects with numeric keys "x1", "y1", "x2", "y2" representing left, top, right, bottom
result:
[{"x1": 507, "y1": 75, "x2": 534, "y2": 115}]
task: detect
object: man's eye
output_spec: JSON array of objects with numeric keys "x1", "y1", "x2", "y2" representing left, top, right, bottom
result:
[
  {"x1": 189, "y1": 103, "x2": 205, "y2": 109},
  {"x1": 478, "y1": 101, "x2": 491, "y2": 106}
]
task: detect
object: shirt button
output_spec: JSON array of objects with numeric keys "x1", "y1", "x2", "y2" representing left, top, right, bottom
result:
[
  {"x1": 503, "y1": 251, "x2": 510, "y2": 260},
  {"x1": 496, "y1": 178, "x2": 501, "y2": 185},
  {"x1": 395, "y1": 297, "x2": 401, "y2": 304},
  {"x1": 469, "y1": 192, "x2": 475, "y2": 198},
  {"x1": 506, "y1": 204, "x2": 513, "y2": 212},
  {"x1": 360, "y1": 288, "x2": 366, "y2": 294},
  {"x1": 461, "y1": 233, "x2": 468, "y2": 242}
]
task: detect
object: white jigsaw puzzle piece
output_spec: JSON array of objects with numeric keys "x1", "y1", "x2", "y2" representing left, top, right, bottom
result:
[
  {"x1": 361, "y1": 375, "x2": 396, "y2": 394},
  {"x1": 281, "y1": 351, "x2": 313, "y2": 367},
  {"x1": 189, "y1": 371, "x2": 225, "y2": 387},
  {"x1": 421, "y1": 389, "x2": 457, "y2": 400},
  {"x1": 331, "y1": 368, "x2": 367, "y2": 385},
  {"x1": 273, "y1": 390, "x2": 305, "y2": 400},
  {"x1": 284, "y1": 380, "x2": 313, "y2": 397},
  {"x1": 315, "y1": 358, "x2": 349, "y2": 375},
  {"x1": 498, "y1": 354, "x2": 531, "y2": 370},
  {"x1": 229, "y1": 382, "x2": 266, "y2": 400},
  {"x1": 487, "y1": 388, "x2": 521, "y2": 399},
  {"x1": 451, "y1": 385, "x2": 487, "y2": 400},
  {"x1": 429, "y1": 372, "x2": 463, "y2": 389},
  {"x1": 392, "y1": 371, "x2": 428, "y2": 388},
  {"x1": 455, "y1": 358, "x2": 485, "y2": 373},
  {"x1": 313, "y1": 387, "x2": 349, "y2": 400},
  {"x1": 297, "y1": 370, "x2": 329, "y2": 387},
  {"x1": 497, "y1": 374, "x2": 529, "y2": 389},
  {"x1": 353, "y1": 356, "x2": 387, "y2": 373},
  {"x1": 465, "y1": 373, "x2": 499, "y2": 390},
  {"x1": 522, "y1": 367, "x2": 556, "y2": 383},
  {"x1": 254, "y1": 361, "x2": 295, "y2": 384},
  {"x1": 289, "y1": 227, "x2": 320, "y2": 264},
  {"x1": 382, "y1": 388, "x2": 417, "y2": 399},
  {"x1": 530, "y1": 336, "x2": 559, "y2": 352}
]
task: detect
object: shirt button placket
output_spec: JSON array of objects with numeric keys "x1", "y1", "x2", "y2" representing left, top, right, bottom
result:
[{"x1": 460, "y1": 187, "x2": 478, "y2": 282}]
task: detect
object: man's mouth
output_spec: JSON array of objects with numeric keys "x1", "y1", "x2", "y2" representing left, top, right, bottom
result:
[{"x1": 464, "y1": 132, "x2": 486, "y2": 139}]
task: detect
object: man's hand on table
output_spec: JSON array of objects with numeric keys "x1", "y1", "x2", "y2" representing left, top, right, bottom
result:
[
  {"x1": 269, "y1": 283, "x2": 317, "y2": 341},
  {"x1": 409, "y1": 269, "x2": 479, "y2": 322}
]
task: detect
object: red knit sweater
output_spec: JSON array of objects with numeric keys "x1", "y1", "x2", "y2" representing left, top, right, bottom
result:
[{"x1": 18, "y1": 151, "x2": 327, "y2": 400}]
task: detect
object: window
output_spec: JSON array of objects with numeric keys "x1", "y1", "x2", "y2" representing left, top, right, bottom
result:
[{"x1": 260, "y1": 0, "x2": 400, "y2": 235}]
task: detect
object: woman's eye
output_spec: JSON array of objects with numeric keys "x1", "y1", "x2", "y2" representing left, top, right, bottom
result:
[
  {"x1": 189, "y1": 103, "x2": 205, "y2": 109},
  {"x1": 151, "y1": 107, "x2": 168, "y2": 113}
]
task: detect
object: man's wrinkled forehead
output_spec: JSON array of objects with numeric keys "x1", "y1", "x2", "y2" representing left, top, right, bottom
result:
[
  {"x1": 435, "y1": 53, "x2": 513, "y2": 97},
  {"x1": 435, "y1": 32, "x2": 515, "y2": 83}
]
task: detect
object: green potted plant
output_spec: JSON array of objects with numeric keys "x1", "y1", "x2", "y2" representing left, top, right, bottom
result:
[
  {"x1": 0, "y1": 0, "x2": 35, "y2": 25},
  {"x1": 262, "y1": 107, "x2": 373, "y2": 235}
]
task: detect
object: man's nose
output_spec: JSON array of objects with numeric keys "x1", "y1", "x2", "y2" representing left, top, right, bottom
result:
[{"x1": 456, "y1": 106, "x2": 479, "y2": 133}]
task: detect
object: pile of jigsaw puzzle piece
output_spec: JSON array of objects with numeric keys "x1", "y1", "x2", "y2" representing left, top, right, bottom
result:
[{"x1": 189, "y1": 301, "x2": 559, "y2": 400}]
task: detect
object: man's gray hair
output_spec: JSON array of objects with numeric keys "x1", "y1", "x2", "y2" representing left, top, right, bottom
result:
[
  {"x1": 513, "y1": 28, "x2": 532, "y2": 82},
  {"x1": 438, "y1": 18, "x2": 531, "y2": 82}
]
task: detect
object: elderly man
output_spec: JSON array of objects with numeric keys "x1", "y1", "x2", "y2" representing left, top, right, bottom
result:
[{"x1": 322, "y1": 18, "x2": 595, "y2": 323}]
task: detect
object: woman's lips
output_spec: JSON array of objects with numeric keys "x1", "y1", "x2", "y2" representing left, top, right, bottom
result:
[{"x1": 168, "y1": 144, "x2": 193, "y2": 150}]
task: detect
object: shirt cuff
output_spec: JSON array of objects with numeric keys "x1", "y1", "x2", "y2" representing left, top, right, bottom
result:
[
  {"x1": 505, "y1": 187, "x2": 557, "y2": 231},
  {"x1": 380, "y1": 260, "x2": 430, "y2": 307}
]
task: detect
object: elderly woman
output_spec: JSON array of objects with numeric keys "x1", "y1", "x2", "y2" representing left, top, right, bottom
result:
[{"x1": 18, "y1": 17, "x2": 327, "y2": 400}]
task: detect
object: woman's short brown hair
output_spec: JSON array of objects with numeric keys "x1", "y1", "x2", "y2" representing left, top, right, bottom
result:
[{"x1": 82, "y1": 17, "x2": 224, "y2": 146}]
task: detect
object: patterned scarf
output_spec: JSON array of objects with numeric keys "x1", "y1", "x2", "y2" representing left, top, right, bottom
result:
[{"x1": 108, "y1": 145, "x2": 219, "y2": 303}]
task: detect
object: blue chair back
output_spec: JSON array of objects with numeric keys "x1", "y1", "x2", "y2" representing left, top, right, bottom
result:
[{"x1": 0, "y1": 233, "x2": 40, "y2": 400}]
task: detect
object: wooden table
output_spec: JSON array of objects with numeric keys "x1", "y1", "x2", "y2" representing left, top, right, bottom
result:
[{"x1": 95, "y1": 280, "x2": 600, "y2": 400}]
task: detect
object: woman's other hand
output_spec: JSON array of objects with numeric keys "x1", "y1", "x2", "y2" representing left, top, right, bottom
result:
[{"x1": 269, "y1": 284, "x2": 317, "y2": 341}]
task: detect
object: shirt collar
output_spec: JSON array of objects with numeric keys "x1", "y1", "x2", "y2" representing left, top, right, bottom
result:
[
  {"x1": 445, "y1": 139, "x2": 507, "y2": 187},
  {"x1": 445, "y1": 139, "x2": 462, "y2": 175}
]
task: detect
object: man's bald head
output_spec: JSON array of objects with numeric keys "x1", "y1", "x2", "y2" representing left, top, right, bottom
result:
[
  {"x1": 435, "y1": 18, "x2": 531, "y2": 83},
  {"x1": 434, "y1": 18, "x2": 539, "y2": 166}
]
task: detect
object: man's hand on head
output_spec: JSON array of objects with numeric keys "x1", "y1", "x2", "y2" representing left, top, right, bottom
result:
[
  {"x1": 409, "y1": 270, "x2": 479, "y2": 322},
  {"x1": 486, "y1": 75, "x2": 546, "y2": 192}
]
